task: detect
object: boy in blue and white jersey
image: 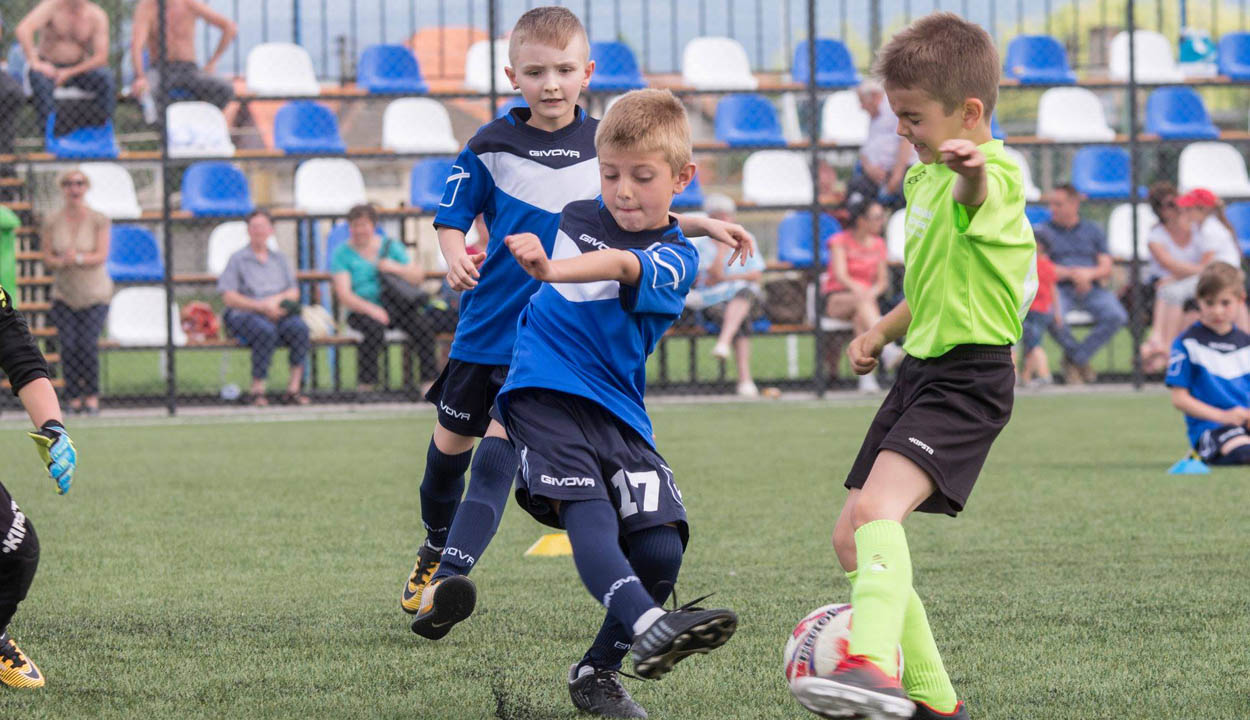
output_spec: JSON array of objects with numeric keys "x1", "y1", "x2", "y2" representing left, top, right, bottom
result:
[
  {"x1": 1166, "y1": 261, "x2": 1250, "y2": 466},
  {"x1": 496, "y1": 89, "x2": 738, "y2": 716}
]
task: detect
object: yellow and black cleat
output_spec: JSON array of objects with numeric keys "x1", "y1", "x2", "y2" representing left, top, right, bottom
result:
[
  {"x1": 411, "y1": 575, "x2": 476, "y2": 640},
  {"x1": 0, "y1": 633, "x2": 44, "y2": 689},
  {"x1": 401, "y1": 543, "x2": 443, "y2": 614}
]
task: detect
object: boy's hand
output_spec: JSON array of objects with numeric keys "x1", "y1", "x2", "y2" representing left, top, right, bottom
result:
[
  {"x1": 505, "y1": 233, "x2": 554, "y2": 282},
  {"x1": 1223, "y1": 407, "x2": 1250, "y2": 427},
  {"x1": 938, "y1": 139, "x2": 986, "y2": 178},
  {"x1": 687, "y1": 216, "x2": 756, "y2": 266},
  {"x1": 847, "y1": 328, "x2": 886, "y2": 375},
  {"x1": 28, "y1": 420, "x2": 76, "y2": 495},
  {"x1": 446, "y1": 252, "x2": 486, "y2": 291}
]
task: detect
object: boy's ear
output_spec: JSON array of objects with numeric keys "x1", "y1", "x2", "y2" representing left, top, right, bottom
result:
[
  {"x1": 582, "y1": 59, "x2": 595, "y2": 89},
  {"x1": 504, "y1": 65, "x2": 519, "y2": 91},
  {"x1": 962, "y1": 97, "x2": 985, "y2": 130},
  {"x1": 672, "y1": 162, "x2": 697, "y2": 195}
]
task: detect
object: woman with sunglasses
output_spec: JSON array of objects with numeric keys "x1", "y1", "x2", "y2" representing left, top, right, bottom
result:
[{"x1": 41, "y1": 167, "x2": 111, "y2": 415}]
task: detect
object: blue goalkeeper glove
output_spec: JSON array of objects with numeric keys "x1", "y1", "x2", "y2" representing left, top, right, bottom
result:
[{"x1": 28, "y1": 420, "x2": 76, "y2": 495}]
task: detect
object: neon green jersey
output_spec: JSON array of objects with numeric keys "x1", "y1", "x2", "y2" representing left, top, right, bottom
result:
[{"x1": 900, "y1": 140, "x2": 1037, "y2": 358}]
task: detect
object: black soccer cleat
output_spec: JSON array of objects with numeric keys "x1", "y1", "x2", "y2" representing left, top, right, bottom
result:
[
  {"x1": 400, "y1": 542, "x2": 442, "y2": 614},
  {"x1": 911, "y1": 700, "x2": 968, "y2": 719},
  {"x1": 410, "y1": 575, "x2": 476, "y2": 640},
  {"x1": 567, "y1": 662, "x2": 648, "y2": 718},
  {"x1": 629, "y1": 593, "x2": 737, "y2": 680},
  {"x1": 790, "y1": 654, "x2": 914, "y2": 720}
]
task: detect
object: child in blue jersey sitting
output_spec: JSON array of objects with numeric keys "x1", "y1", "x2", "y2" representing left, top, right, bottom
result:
[
  {"x1": 496, "y1": 88, "x2": 738, "y2": 717},
  {"x1": 1166, "y1": 261, "x2": 1250, "y2": 466}
]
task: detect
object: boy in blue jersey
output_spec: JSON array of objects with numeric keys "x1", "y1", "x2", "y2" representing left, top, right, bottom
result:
[
  {"x1": 496, "y1": 88, "x2": 737, "y2": 718},
  {"x1": 404, "y1": 6, "x2": 754, "y2": 639},
  {"x1": 1166, "y1": 261, "x2": 1250, "y2": 466}
]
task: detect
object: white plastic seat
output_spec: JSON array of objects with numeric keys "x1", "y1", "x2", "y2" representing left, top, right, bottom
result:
[
  {"x1": 741, "y1": 151, "x2": 812, "y2": 205},
  {"x1": 1002, "y1": 146, "x2": 1042, "y2": 202},
  {"x1": 1178, "y1": 142, "x2": 1250, "y2": 196},
  {"x1": 80, "y1": 162, "x2": 142, "y2": 219},
  {"x1": 681, "y1": 37, "x2": 758, "y2": 90},
  {"x1": 294, "y1": 159, "x2": 367, "y2": 215},
  {"x1": 1106, "y1": 203, "x2": 1157, "y2": 261},
  {"x1": 1109, "y1": 31, "x2": 1184, "y2": 83},
  {"x1": 206, "y1": 221, "x2": 279, "y2": 275},
  {"x1": 246, "y1": 43, "x2": 320, "y2": 96},
  {"x1": 107, "y1": 287, "x2": 187, "y2": 347},
  {"x1": 820, "y1": 90, "x2": 870, "y2": 145},
  {"x1": 886, "y1": 210, "x2": 907, "y2": 264},
  {"x1": 464, "y1": 39, "x2": 518, "y2": 94},
  {"x1": 166, "y1": 101, "x2": 236, "y2": 158},
  {"x1": 1065, "y1": 310, "x2": 1095, "y2": 327},
  {"x1": 381, "y1": 98, "x2": 459, "y2": 153},
  {"x1": 1036, "y1": 87, "x2": 1116, "y2": 141}
]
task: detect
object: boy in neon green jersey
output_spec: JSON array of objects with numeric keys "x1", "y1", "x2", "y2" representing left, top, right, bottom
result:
[{"x1": 790, "y1": 13, "x2": 1036, "y2": 720}]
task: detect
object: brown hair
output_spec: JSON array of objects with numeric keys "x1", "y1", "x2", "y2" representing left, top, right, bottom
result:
[
  {"x1": 244, "y1": 208, "x2": 272, "y2": 224},
  {"x1": 1051, "y1": 183, "x2": 1080, "y2": 200},
  {"x1": 347, "y1": 203, "x2": 378, "y2": 225},
  {"x1": 1147, "y1": 181, "x2": 1178, "y2": 217},
  {"x1": 1196, "y1": 261, "x2": 1247, "y2": 301},
  {"x1": 595, "y1": 89, "x2": 691, "y2": 175},
  {"x1": 508, "y1": 6, "x2": 588, "y2": 63},
  {"x1": 874, "y1": 12, "x2": 1000, "y2": 117}
]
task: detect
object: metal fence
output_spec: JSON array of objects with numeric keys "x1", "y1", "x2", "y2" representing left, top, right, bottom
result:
[{"x1": 1, "y1": 0, "x2": 1249, "y2": 413}]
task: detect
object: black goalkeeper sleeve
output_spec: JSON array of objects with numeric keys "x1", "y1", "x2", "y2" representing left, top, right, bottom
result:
[{"x1": 0, "y1": 283, "x2": 51, "y2": 396}]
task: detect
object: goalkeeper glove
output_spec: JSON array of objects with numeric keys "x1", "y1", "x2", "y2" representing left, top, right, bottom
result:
[{"x1": 28, "y1": 420, "x2": 76, "y2": 495}]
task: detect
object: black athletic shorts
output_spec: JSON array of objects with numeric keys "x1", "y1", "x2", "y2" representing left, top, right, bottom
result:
[
  {"x1": 845, "y1": 344, "x2": 1015, "y2": 516},
  {"x1": 424, "y1": 358, "x2": 510, "y2": 437},
  {"x1": 0, "y1": 481, "x2": 29, "y2": 555},
  {"x1": 1196, "y1": 424, "x2": 1248, "y2": 464},
  {"x1": 496, "y1": 388, "x2": 689, "y2": 545}
]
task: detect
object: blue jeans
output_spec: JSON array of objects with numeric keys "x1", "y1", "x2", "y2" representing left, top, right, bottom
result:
[
  {"x1": 29, "y1": 66, "x2": 116, "y2": 133},
  {"x1": 224, "y1": 310, "x2": 309, "y2": 380},
  {"x1": 49, "y1": 301, "x2": 108, "y2": 399},
  {"x1": 1053, "y1": 284, "x2": 1128, "y2": 366}
]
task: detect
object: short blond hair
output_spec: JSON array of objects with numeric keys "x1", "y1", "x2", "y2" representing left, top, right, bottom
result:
[
  {"x1": 55, "y1": 166, "x2": 89, "y2": 189},
  {"x1": 595, "y1": 89, "x2": 691, "y2": 175},
  {"x1": 508, "y1": 6, "x2": 588, "y2": 63},
  {"x1": 874, "y1": 12, "x2": 1000, "y2": 117}
]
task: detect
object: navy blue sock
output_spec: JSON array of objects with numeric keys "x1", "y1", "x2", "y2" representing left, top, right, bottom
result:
[
  {"x1": 580, "y1": 524, "x2": 684, "y2": 670},
  {"x1": 419, "y1": 438, "x2": 471, "y2": 549},
  {"x1": 561, "y1": 499, "x2": 657, "y2": 633},
  {"x1": 432, "y1": 436, "x2": 517, "y2": 579}
]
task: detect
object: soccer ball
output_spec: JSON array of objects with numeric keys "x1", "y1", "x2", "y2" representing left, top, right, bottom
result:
[{"x1": 783, "y1": 604, "x2": 903, "y2": 717}]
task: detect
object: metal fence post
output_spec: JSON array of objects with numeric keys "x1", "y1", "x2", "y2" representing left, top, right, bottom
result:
[
  {"x1": 157, "y1": 0, "x2": 177, "y2": 415},
  {"x1": 807, "y1": 0, "x2": 825, "y2": 396},
  {"x1": 1127, "y1": 0, "x2": 1144, "y2": 390}
]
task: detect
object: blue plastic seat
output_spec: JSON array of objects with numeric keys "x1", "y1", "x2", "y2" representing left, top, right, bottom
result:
[
  {"x1": 1217, "y1": 32, "x2": 1250, "y2": 80},
  {"x1": 1025, "y1": 205, "x2": 1052, "y2": 226},
  {"x1": 1145, "y1": 87, "x2": 1219, "y2": 140},
  {"x1": 1225, "y1": 202, "x2": 1250, "y2": 256},
  {"x1": 496, "y1": 96, "x2": 527, "y2": 119},
  {"x1": 410, "y1": 158, "x2": 457, "y2": 211},
  {"x1": 991, "y1": 112, "x2": 1005, "y2": 140},
  {"x1": 792, "y1": 39, "x2": 859, "y2": 87},
  {"x1": 273, "y1": 101, "x2": 346, "y2": 154},
  {"x1": 1071, "y1": 146, "x2": 1132, "y2": 199},
  {"x1": 1003, "y1": 35, "x2": 1077, "y2": 84},
  {"x1": 589, "y1": 41, "x2": 646, "y2": 91},
  {"x1": 671, "y1": 172, "x2": 704, "y2": 210},
  {"x1": 181, "y1": 162, "x2": 254, "y2": 216},
  {"x1": 7, "y1": 43, "x2": 25, "y2": 83},
  {"x1": 357, "y1": 44, "x2": 428, "y2": 94},
  {"x1": 715, "y1": 94, "x2": 785, "y2": 147},
  {"x1": 107, "y1": 226, "x2": 164, "y2": 282},
  {"x1": 44, "y1": 113, "x2": 118, "y2": 159},
  {"x1": 777, "y1": 211, "x2": 841, "y2": 267}
]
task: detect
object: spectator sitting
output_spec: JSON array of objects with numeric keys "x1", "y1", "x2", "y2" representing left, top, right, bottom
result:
[
  {"x1": 1165, "y1": 261, "x2": 1250, "y2": 466},
  {"x1": 691, "y1": 194, "x2": 767, "y2": 398},
  {"x1": 846, "y1": 80, "x2": 916, "y2": 210},
  {"x1": 0, "y1": 12, "x2": 25, "y2": 176},
  {"x1": 129, "y1": 0, "x2": 237, "y2": 110},
  {"x1": 218, "y1": 209, "x2": 310, "y2": 406},
  {"x1": 1181, "y1": 188, "x2": 1248, "y2": 329},
  {"x1": 1032, "y1": 183, "x2": 1127, "y2": 385},
  {"x1": 17, "y1": 0, "x2": 116, "y2": 135},
  {"x1": 1017, "y1": 237, "x2": 1062, "y2": 388},
  {"x1": 41, "y1": 167, "x2": 110, "y2": 415}
]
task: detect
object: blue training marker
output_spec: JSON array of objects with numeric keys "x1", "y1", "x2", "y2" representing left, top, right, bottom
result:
[{"x1": 1168, "y1": 456, "x2": 1211, "y2": 475}]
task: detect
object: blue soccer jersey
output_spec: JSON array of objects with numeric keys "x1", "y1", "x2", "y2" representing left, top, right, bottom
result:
[
  {"x1": 433, "y1": 107, "x2": 601, "y2": 365},
  {"x1": 1165, "y1": 322, "x2": 1250, "y2": 447},
  {"x1": 498, "y1": 199, "x2": 698, "y2": 446}
]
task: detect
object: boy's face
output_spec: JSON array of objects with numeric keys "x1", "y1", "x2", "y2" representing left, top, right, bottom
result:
[
  {"x1": 598, "y1": 148, "x2": 695, "y2": 233},
  {"x1": 1198, "y1": 288, "x2": 1245, "y2": 333},
  {"x1": 505, "y1": 38, "x2": 593, "y2": 132},
  {"x1": 885, "y1": 85, "x2": 984, "y2": 165}
]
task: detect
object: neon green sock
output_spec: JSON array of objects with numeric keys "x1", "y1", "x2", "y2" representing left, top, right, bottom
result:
[
  {"x1": 844, "y1": 569, "x2": 858, "y2": 589},
  {"x1": 900, "y1": 589, "x2": 958, "y2": 713},
  {"x1": 847, "y1": 520, "x2": 911, "y2": 676}
]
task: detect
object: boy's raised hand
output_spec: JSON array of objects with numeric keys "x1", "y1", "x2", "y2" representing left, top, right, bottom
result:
[
  {"x1": 447, "y1": 251, "x2": 486, "y2": 291},
  {"x1": 937, "y1": 139, "x2": 986, "y2": 177},
  {"x1": 701, "y1": 217, "x2": 756, "y2": 266},
  {"x1": 28, "y1": 420, "x2": 76, "y2": 495},
  {"x1": 505, "y1": 233, "x2": 553, "y2": 282}
]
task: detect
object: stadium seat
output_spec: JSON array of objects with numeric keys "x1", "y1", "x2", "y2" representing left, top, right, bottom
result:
[
  {"x1": 1003, "y1": 146, "x2": 1042, "y2": 202},
  {"x1": 1217, "y1": 32, "x2": 1250, "y2": 80},
  {"x1": 273, "y1": 101, "x2": 346, "y2": 155},
  {"x1": 464, "y1": 39, "x2": 518, "y2": 94},
  {"x1": 681, "y1": 37, "x2": 758, "y2": 90},
  {"x1": 792, "y1": 38, "x2": 859, "y2": 87},
  {"x1": 991, "y1": 112, "x2": 1006, "y2": 140},
  {"x1": 246, "y1": 42, "x2": 320, "y2": 96},
  {"x1": 671, "y1": 172, "x2": 704, "y2": 209},
  {"x1": 1003, "y1": 35, "x2": 1077, "y2": 84},
  {"x1": 1106, "y1": 203, "x2": 1157, "y2": 261},
  {"x1": 1109, "y1": 31, "x2": 1184, "y2": 83},
  {"x1": 382, "y1": 98, "x2": 459, "y2": 153},
  {"x1": 1071, "y1": 146, "x2": 1132, "y2": 199},
  {"x1": 714, "y1": 94, "x2": 786, "y2": 147},
  {"x1": 107, "y1": 225, "x2": 164, "y2": 282},
  {"x1": 357, "y1": 44, "x2": 428, "y2": 94},
  {"x1": 44, "y1": 113, "x2": 118, "y2": 159},
  {"x1": 1178, "y1": 142, "x2": 1250, "y2": 196},
  {"x1": 107, "y1": 286, "x2": 186, "y2": 347},
  {"x1": 1036, "y1": 87, "x2": 1116, "y2": 141},
  {"x1": 885, "y1": 210, "x2": 906, "y2": 264},
  {"x1": 742, "y1": 151, "x2": 812, "y2": 205},
  {"x1": 167, "y1": 101, "x2": 236, "y2": 157},
  {"x1": 1224, "y1": 202, "x2": 1250, "y2": 255},
  {"x1": 181, "y1": 162, "x2": 254, "y2": 216},
  {"x1": 776, "y1": 211, "x2": 840, "y2": 267},
  {"x1": 6, "y1": 43, "x2": 24, "y2": 84},
  {"x1": 295, "y1": 159, "x2": 367, "y2": 214},
  {"x1": 79, "y1": 162, "x2": 141, "y2": 219},
  {"x1": 1025, "y1": 205, "x2": 1052, "y2": 226},
  {"x1": 409, "y1": 26, "x2": 487, "y2": 84},
  {"x1": 819, "y1": 90, "x2": 870, "y2": 145},
  {"x1": 589, "y1": 41, "x2": 646, "y2": 90},
  {"x1": 1145, "y1": 87, "x2": 1218, "y2": 139},
  {"x1": 496, "y1": 96, "x2": 528, "y2": 118},
  {"x1": 207, "y1": 222, "x2": 278, "y2": 275},
  {"x1": 409, "y1": 158, "x2": 456, "y2": 211}
]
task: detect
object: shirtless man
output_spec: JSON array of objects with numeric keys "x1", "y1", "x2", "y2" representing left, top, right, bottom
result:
[
  {"x1": 16, "y1": 0, "x2": 115, "y2": 134},
  {"x1": 130, "y1": 0, "x2": 236, "y2": 109}
]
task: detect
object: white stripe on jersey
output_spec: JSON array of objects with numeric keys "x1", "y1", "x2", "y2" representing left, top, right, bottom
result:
[
  {"x1": 550, "y1": 229, "x2": 620, "y2": 303},
  {"x1": 477, "y1": 151, "x2": 601, "y2": 214},
  {"x1": 1183, "y1": 337, "x2": 1250, "y2": 380}
]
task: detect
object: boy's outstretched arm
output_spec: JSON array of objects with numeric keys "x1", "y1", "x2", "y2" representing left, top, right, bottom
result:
[
  {"x1": 939, "y1": 139, "x2": 988, "y2": 218},
  {"x1": 506, "y1": 233, "x2": 642, "y2": 286},
  {"x1": 673, "y1": 213, "x2": 755, "y2": 266},
  {"x1": 1170, "y1": 387, "x2": 1250, "y2": 428},
  {"x1": 846, "y1": 300, "x2": 911, "y2": 375}
]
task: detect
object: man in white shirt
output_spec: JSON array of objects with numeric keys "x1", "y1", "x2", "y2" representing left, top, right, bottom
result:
[{"x1": 849, "y1": 80, "x2": 915, "y2": 210}]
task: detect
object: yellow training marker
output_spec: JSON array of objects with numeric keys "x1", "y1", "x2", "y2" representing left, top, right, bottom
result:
[{"x1": 524, "y1": 532, "x2": 572, "y2": 557}]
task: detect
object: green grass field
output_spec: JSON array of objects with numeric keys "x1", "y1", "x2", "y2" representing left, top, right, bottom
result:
[{"x1": 0, "y1": 391, "x2": 1246, "y2": 719}]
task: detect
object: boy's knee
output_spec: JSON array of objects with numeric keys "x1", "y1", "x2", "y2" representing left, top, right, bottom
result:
[{"x1": 832, "y1": 518, "x2": 856, "y2": 558}]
